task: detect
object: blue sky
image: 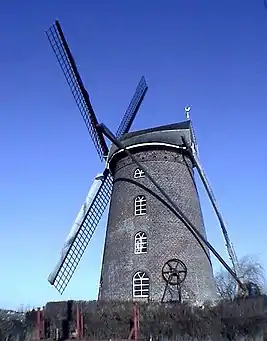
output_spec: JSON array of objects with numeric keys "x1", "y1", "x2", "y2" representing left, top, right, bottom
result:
[{"x1": 1, "y1": 0, "x2": 267, "y2": 310}]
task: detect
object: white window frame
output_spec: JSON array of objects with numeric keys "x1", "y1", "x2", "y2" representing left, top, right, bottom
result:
[
  {"x1": 134, "y1": 195, "x2": 147, "y2": 216},
  {"x1": 134, "y1": 232, "x2": 148, "y2": 254},
  {"x1": 134, "y1": 168, "x2": 145, "y2": 179},
  {"x1": 133, "y1": 271, "x2": 149, "y2": 298}
]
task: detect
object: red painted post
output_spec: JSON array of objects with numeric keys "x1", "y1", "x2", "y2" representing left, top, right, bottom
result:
[
  {"x1": 128, "y1": 303, "x2": 140, "y2": 341},
  {"x1": 41, "y1": 308, "x2": 45, "y2": 339},
  {"x1": 134, "y1": 303, "x2": 139, "y2": 341},
  {"x1": 136, "y1": 304, "x2": 140, "y2": 338},
  {"x1": 36, "y1": 308, "x2": 41, "y2": 340},
  {"x1": 80, "y1": 307, "x2": 84, "y2": 339},
  {"x1": 76, "y1": 305, "x2": 80, "y2": 339}
]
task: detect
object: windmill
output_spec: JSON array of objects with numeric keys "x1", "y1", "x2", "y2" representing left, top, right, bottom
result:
[{"x1": 46, "y1": 21, "x2": 245, "y2": 303}]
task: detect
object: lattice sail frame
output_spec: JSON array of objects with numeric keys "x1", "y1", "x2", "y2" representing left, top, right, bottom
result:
[
  {"x1": 116, "y1": 76, "x2": 148, "y2": 137},
  {"x1": 46, "y1": 21, "x2": 108, "y2": 160},
  {"x1": 46, "y1": 20, "x2": 148, "y2": 294},
  {"x1": 48, "y1": 171, "x2": 113, "y2": 294}
]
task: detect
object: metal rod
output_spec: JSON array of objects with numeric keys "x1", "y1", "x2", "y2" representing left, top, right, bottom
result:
[{"x1": 98, "y1": 123, "x2": 245, "y2": 290}]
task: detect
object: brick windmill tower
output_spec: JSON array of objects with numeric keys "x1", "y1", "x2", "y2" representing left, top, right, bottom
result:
[
  {"x1": 98, "y1": 118, "x2": 217, "y2": 303},
  {"x1": 46, "y1": 21, "x2": 241, "y2": 304}
]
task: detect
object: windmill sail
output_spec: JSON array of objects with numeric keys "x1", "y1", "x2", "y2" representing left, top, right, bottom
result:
[
  {"x1": 116, "y1": 76, "x2": 148, "y2": 137},
  {"x1": 46, "y1": 21, "x2": 108, "y2": 160},
  {"x1": 46, "y1": 21, "x2": 149, "y2": 295},
  {"x1": 48, "y1": 170, "x2": 113, "y2": 294}
]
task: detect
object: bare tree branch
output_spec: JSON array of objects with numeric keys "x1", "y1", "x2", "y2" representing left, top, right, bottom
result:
[{"x1": 215, "y1": 255, "x2": 266, "y2": 300}]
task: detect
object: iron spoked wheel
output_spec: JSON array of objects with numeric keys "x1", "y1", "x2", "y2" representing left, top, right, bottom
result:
[{"x1": 162, "y1": 258, "x2": 187, "y2": 286}]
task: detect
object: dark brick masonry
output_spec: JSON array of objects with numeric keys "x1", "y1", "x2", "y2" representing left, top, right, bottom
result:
[{"x1": 98, "y1": 123, "x2": 217, "y2": 303}]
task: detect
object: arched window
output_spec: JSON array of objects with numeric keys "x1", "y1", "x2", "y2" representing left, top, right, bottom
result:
[
  {"x1": 134, "y1": 168, "x2": 145, "y2": 179},
  {"x1": 134, "y1": 232, "x2": 148, "y2": 254},
  {"x1": 134, "y1": 196, "x2": 147, "y2": 216},
  {"x1": 133, "y1": 271, "x2": 149, "y2": 298}
]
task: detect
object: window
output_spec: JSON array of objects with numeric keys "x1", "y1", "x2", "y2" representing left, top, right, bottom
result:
[
  {"x1": 134, "y1": 168, "x2": 145, "y2": 179},
  {"x1": 134, "y1": 196, "x2": 147, "y2": 216},
  {"x1": 134, "y1": 232, "x2": 148, "y2": 254},
  {"x1": 133, "y1": 271, "x2": 149, "y2": 298}
]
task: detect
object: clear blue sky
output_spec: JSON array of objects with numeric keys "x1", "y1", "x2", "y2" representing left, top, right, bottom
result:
[{"x1": 1, "y1": 0, "x2": 267, "y2": 310}]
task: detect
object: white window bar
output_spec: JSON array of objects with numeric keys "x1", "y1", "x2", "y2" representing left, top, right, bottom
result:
[
  {"x1": 133, "y1": 271, "x2": 149, "y2": 298},
  {"x1": 134, "y1": 232, "x2": 148, "y2": 254},
  {"x1": 134, "y1": 196, "x2": 147, "y2": 216},
  {"x1": 134, "y1": 168, "x2": 145, "y2": 179}
]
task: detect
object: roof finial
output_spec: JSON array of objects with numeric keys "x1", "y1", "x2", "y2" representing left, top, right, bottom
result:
[{"x1": 185, "y1": 106, "x2": 191, "y2": 120}]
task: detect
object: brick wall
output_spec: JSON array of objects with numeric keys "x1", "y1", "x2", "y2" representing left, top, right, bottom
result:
[{"x1": 99, "y1": 146, "x2": 216, "y2": 303}]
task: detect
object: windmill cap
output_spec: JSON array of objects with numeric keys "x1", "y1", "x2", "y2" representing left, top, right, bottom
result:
[{"x1": 107, "y1": 120, "x2": 196, "y2": 170}]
